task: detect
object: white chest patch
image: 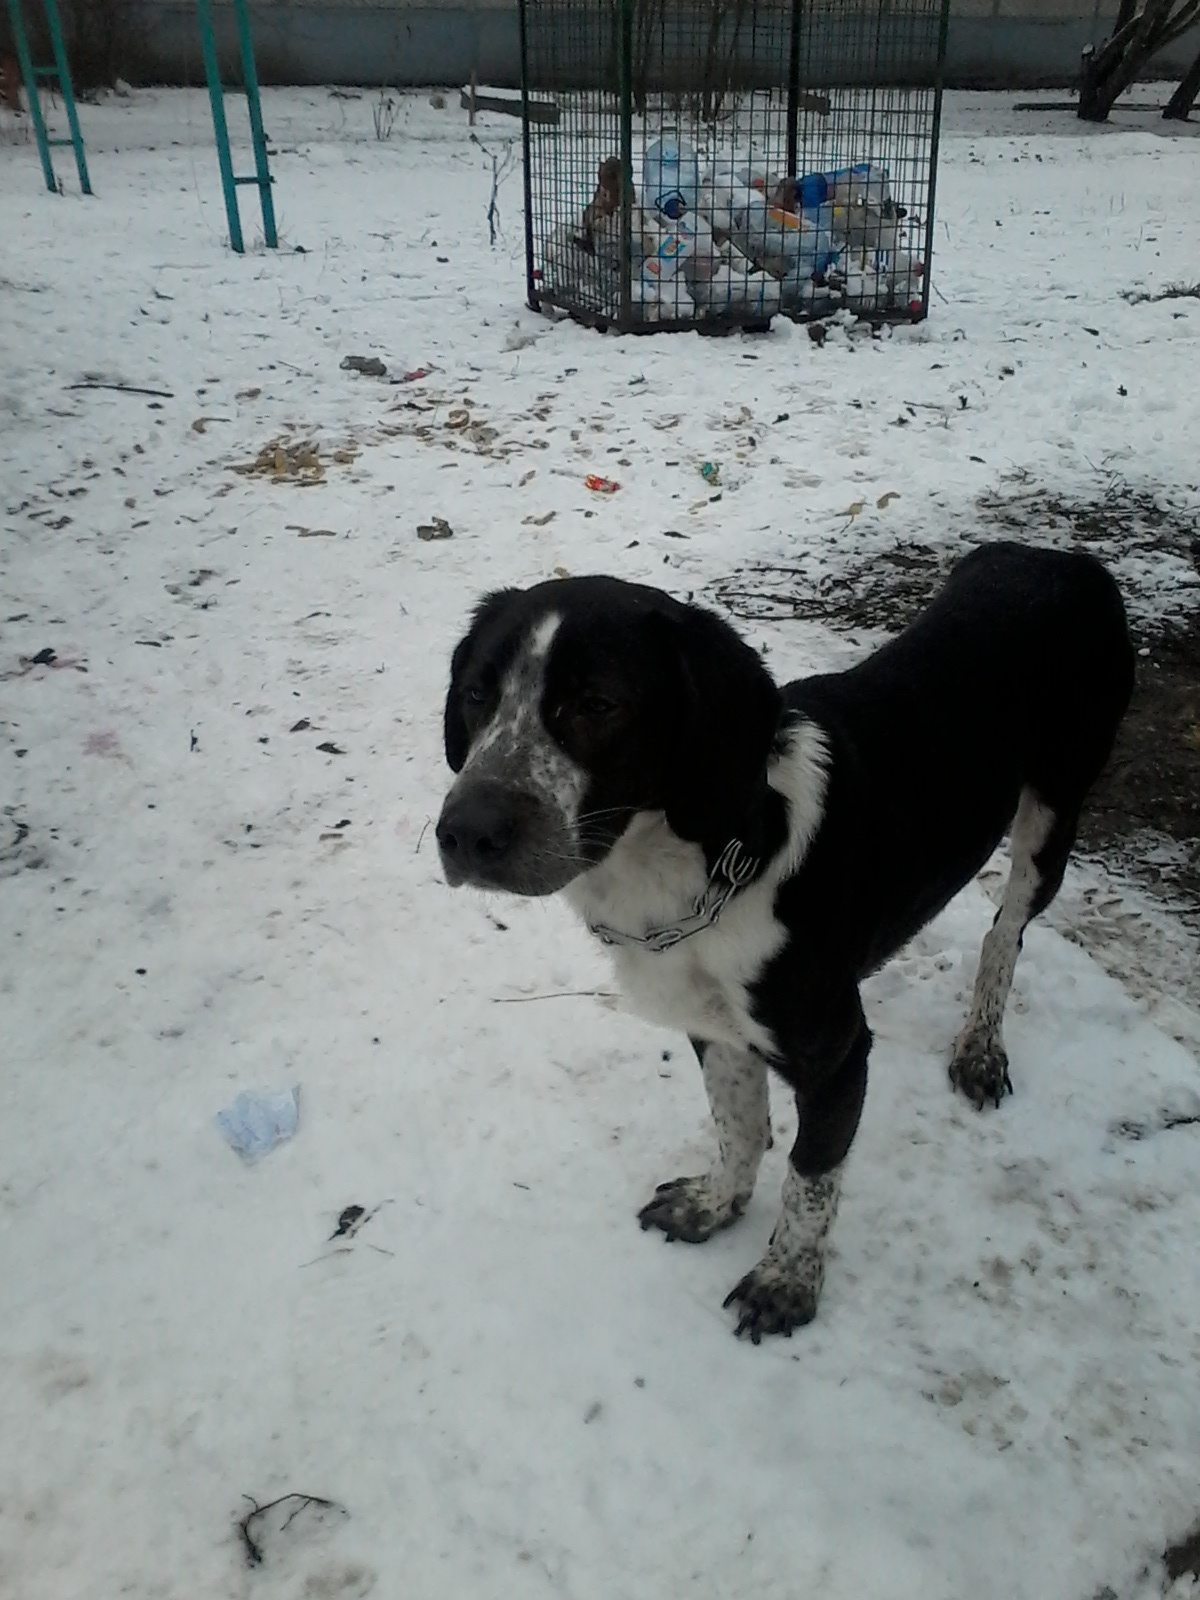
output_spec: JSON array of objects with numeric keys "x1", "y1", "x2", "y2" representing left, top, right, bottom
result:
[{"x1": 565, "y1": 718, "x2": 829, "y2": 1054}]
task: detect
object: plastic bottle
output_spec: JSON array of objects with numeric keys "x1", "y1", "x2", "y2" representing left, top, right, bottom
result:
[
  {"x1": 843, "y1": 162, "x2": 892, "y2": 208},
  {"x1": 642, "y1": 233, "x2": 687, "y2": 283},
  {"x1": 807, "y1": 202, "x2": 844, "y2": 271},
  {"x1": 642, "y1": 134, "x2": 700, "y2": 222},
  {"x1": 681, "y1": 214, "x2": 720, "y2": 285},
  {"x1": 698, "y1": 171, "x2": 738, "y2": 233},
  {"x1": 729, "y1": 186, "x2": 770, "y2": 260},
  {"x1": 796, "y1": 162, "x2": 892, "y2": 214},
  {"x1": 728, "y1": 188, "x2": 812, "y2": 275},
  {"x1": 702, "y1": 258, "x2": 782, "y2": 316},
  {"x1": 644, "y1": 213, "x2": 724, "y2": 285}
]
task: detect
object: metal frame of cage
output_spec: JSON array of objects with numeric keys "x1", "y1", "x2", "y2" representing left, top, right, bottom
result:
[{"x1": 519, "y1": 0, "x2": 952, "y2": 333}]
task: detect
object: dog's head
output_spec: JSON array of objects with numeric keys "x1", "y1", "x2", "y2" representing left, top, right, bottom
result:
[{"x1": 436, "y1": 576, "x2": 782, "y2": 897}]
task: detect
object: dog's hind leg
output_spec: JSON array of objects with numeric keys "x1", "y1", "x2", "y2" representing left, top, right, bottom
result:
[
  {"x1": 638, "y1": 1040, "x2": 770, "y2": 1243},
  {"x1": 950, "y1": 785, "x2": 1076, "y2": 1108}
]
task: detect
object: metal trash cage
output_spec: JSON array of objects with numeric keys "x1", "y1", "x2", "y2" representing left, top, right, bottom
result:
[{"x1": 518, "y1": 0, "x2": 950, "y2": 332}]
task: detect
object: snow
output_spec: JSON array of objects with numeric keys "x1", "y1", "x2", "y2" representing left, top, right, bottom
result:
[{"x1": 2, "y1": 86, "x2": 1200, "y2": 1600}]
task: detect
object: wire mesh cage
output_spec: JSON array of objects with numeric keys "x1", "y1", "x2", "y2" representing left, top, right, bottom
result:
[{"x1": 519, "y1": 0, "x2": 950, "y2": 332}]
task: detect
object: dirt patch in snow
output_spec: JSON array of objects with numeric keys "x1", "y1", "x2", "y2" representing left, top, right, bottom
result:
[
  {"x1": 1083, "y1": 613, "x2": 1200, "y2": 889},
  {"x1": 1164, "y1": 1518, "x2": 1200, "y2": 1584}
]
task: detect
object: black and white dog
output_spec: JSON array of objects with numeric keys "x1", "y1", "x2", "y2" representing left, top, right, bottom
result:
[{"x1": 436, "y1": 542, "x2": 1133, "y2": 1342}]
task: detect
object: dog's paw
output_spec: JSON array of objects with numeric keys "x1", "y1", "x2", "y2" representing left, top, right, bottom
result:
[
  {"x1": 638, "y1": 1175, "x2": 748, "y2": 1244},
  {"x1": 949, "y1": 1034, "x2": 1013, "y2": 1110},
  {"x1": 723, "y1": 1250, "x2": 823, "y2": 1343}
]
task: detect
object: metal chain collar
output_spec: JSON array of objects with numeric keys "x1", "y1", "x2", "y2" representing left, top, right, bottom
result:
[{"x1": 588, "y1": 838, "x2": 760, "y2": 954}]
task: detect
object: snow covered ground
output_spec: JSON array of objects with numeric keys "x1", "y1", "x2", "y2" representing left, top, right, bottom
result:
[{"x1": 2, "y1": 86, "x2": 1200, "y2": 1600}]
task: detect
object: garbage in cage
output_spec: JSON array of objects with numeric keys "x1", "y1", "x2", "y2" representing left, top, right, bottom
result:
[
  {"x1": 540, "y1": 150, "x2": 925, "y2": 324},
  {"x1": 519, "y1": 0, "x2": 947, "y2": 332}
]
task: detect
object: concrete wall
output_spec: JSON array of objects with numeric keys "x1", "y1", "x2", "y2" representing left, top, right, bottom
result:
[
  {"x1": 944, "y1": 0, "x2": 1196, "y2": 85},
  {"x1": 127, "y1": 0, "x2": 1200, "y2": 90}
]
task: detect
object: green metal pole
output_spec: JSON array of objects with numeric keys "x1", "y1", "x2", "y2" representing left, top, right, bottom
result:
[
  {"x1": 196, "y1": 0, "x2": 245, "y2": 252},
  {"x1": 5, "y1": 0, "x2": 57, "y2": 192},
  {"x1": 42, "y1": 0, "x2": 91, "y2": 193},
  {"x1": 232, "y1": 0, "x2": 277, "y2": 248}
]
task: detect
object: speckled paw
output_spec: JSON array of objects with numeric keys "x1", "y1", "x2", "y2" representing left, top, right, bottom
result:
[
  {"x1": 949, "y1": 1038, "x2": 1013, "y2": 1110},
  {"x1": 637, "y1": 1176, "x2": 747, "y2": 1244},
  {"x1": 723, "y1": 1254, "x2": 822, "y2": 1343}
]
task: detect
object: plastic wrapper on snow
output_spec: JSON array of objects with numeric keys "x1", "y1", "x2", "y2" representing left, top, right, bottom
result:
[{"x1": 215, "y1": 1085, "x2": 301, "y2": 1162}]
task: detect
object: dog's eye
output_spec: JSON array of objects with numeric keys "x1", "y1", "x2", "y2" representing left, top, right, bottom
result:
[
  {"x1": 580, "y1": 693, "x2": 618, "y2": 718},
  {"x1": 463, "y1": 684, "x2": 488, "y2": 707}
]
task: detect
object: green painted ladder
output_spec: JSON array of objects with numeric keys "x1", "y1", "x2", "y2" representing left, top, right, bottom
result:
[
  {"x1": 5, "y1": 0, "x2": 91, "y2": 194},
  {"x1": 196, "y1": 0, "x2": 277, "y2": 252}
]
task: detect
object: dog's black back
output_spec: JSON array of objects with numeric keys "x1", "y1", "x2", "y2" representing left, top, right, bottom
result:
[{"x1": 774, "y1": 542, "x2": 1134, "y2": 980}]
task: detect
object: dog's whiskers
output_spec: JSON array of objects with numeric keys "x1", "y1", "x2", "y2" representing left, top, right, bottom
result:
[
  {"x1": 574, "y1": 807, "x2": 634, "y2": 829},
  {"x1": 538, "y1": 846, "x2": 595, "y2": 870}
]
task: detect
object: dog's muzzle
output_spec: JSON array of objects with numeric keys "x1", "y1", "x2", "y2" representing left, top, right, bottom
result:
[{"x1": 436, "y1": 779, "x2": 579, "y2": 897}]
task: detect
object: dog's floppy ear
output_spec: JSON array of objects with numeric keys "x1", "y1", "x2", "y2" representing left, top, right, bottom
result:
[
  {"x1": 443, "y1": 588, "x2": 521, "y2": 772},
  {"x1": 659, "y1": 604, "x2": 782, "y2": 862}
]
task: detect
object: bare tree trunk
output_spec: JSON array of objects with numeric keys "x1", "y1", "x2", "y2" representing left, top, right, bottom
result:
[
  {"x1": 1079, "y1": 0, "x2": 1175, "y2": 119},
  {"x1": 0, "y1": 55, "x2": 22, "y2": 113},
  {"x1": 1163, "y1": 40, "x2": 1200, "y2": 116},
  {"x1": 630, "y1": 0, "x2": 663, "y2": 116}
]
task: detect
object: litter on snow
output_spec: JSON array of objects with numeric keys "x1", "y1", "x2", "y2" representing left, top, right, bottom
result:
[{"x1": 215, "y1": 1086, "x2": 301, "y2": 1163}]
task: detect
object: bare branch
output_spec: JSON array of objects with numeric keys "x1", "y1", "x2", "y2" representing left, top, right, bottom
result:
[
  {"x1": 1159, "y1": 0, "x2": 1200, "y2": 45},
  {"x1": 237, "y1": 1494, "x2": 343, "y2": 1567}
]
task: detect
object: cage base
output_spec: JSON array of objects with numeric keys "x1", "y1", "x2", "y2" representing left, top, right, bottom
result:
[{"x1": 531, "y1": 287, "x2": 926, "y2": 335}]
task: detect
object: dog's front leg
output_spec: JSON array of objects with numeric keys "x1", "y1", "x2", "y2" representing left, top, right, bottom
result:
[
  {"x1": 725, "y1": 1004, "x2": 870, "y2": 1341},
  {"x1": 638, "y1": 1040, "x2": 770, "y2": 1243}
]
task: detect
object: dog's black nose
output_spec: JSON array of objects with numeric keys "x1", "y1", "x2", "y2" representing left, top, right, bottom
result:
[{"x1": 437, "y1": 784, "x2": 521, "y2": 881}]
